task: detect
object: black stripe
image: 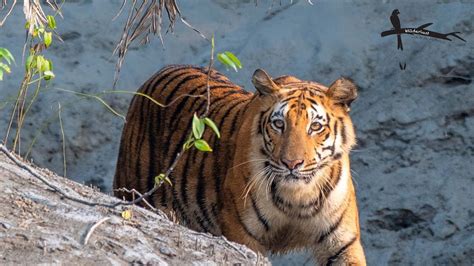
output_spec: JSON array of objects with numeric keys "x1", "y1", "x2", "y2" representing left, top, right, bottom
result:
[
  {"x1": 229, "y1": 190, "x2": 262, "y2": 241},
  {"x1": 229, "y1": 99, "x2": 251, "y2": 134},
  {"x1": 322, "y1": 120, "x2": 338, "y2": 155},
  {"x1": 144, "y1": 70, "x2": 195, "y2": 196},
  {"x1": 177, "y1": 140, "x2": 197, "y2": 225},
  {"x1": 317, "y1": 208, "x2": 346, "y2": 243},
  {"x1": 173, "y1": 94, "x2": 237, "y2": 225},
  {"x1": 281, "y1": 96, "x2": 299, "y2": 103},
  {"x1": 251, "y1": 194, "x2": 270, "y2": 231},
  {"x1": 308, "y1": 97, "x2": 319, "y2": 106},
  {"x1": 339, "y1": 117, "x2": 347, "y2": 145},
  {"x1": 160, "y1": 185, "x2": 167, "y2": 207},
  {"x1": 325, "y1": 236, "x2": 357, "y2": 266},
  {"x1": 165, "y1": 88, "x2": 241, "y2": 157},
  {"x1": 271, "y1": 181, "x2": 293, "y2": 213},
  {"x1": 257, "y1": 111, "x2": 265, "y2": 135},
  {"x1": 212, "y1": 98, "x2": 250, "y2": 211},
  {"x1": 195, "y1": 152, "x2": 217, "y2": 231},
  {"x1": 163, "y1": 74, "x2": 203, "y2": 103},
  {"x1": 155, "y1": 72, "x2": 202, "y2": 158},
  {"x1": 146, "y1": 105, "x2": 160, "y2": 202},
  {"x1": 193, "y1": 210, "x2": 212, "y2": 232},
  {"x1": 322, "y1": 132, "x2": 330, "y2": 142},
  {"x1": 144, "y1": 65, "x2": 185, "y2": 95},
  {"x1": 167, "y1": 85, "x2": 238, "y2": 141}
]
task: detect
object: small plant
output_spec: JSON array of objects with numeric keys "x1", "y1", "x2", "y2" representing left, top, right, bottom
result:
[
  {"x1": 0, "y1": 47, "x2": 15, "y2": 80},
  {"x1": 184, "y1": 113, "x2": 221, "y2": 152},
  {"x1": 4, "y1": 14, "x2": 58, "y2": 152}
]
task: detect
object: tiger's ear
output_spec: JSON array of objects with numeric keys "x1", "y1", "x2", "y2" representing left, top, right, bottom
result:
[
  {"x1": 252, "y1": 69, "x2": 280, "y2": 95},
  {"x1": 327, "y1": 77, "x2": 358, "y2": 109}
]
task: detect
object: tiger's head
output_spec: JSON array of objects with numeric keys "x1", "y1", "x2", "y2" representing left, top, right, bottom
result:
[{"x1": 240, "y1": 69, "x2": 357, "y2": 209}]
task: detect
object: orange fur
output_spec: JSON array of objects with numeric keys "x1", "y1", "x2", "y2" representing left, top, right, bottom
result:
[{"x1": 114, "y1": 65, "x2": 366, "y2": 265}]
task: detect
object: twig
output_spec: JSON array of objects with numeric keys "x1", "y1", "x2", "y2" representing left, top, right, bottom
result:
[
  {"x1": 203, "y1": 36, "x2": 215, "y2": 117},
  {"x1": 114, "y1": 188, "x2": 156, "y2": 211},
  {"x1": 110, "y1": 151, "x2": 184, "y2": 208},
  {"x1": 58, "y1": 103, "x2": 67, "y2": 178},
  {"x1": 221, "y1": 236, "x2": 249, "y2": 259},
  {"x1": 0, "y1": 144, "x2": 118, "y2": 208},
  {"x1": 83, "y1": 217, "x2": 110, "y2": 245},
  {"x1": 0, "y1": 0, "x2": 16, "y2": 27},
  {"x1": 112, "y1": 0, "x2": 207, "y2": 89}
]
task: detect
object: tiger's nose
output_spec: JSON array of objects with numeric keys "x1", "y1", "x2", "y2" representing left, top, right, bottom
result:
[{"x1": 281, "y1": 158, "x2": 304, "y2": 170}]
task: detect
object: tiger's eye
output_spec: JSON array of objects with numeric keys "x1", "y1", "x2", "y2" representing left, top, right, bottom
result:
[
  {"x1": 273, "y1": 119, "x2": 284, "y2": 130},
  {"x1": 310, "y1": 122, "x2": 323, "y2": 132}
]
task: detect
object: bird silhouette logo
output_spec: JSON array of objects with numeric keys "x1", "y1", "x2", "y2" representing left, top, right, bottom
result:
[
  {"x1": 381, "y1": 9, "x2": 465, "y2": 49},
  {"x1": 390, "y1": 9, "x2": 403, "y2": 50},
  {"x1": 381, "y1": 9, "x2": 466, "y2": 70}
]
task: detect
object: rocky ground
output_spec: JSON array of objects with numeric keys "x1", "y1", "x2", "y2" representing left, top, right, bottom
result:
[
  {"x1": 0, "y1": 0, "x2": 473, "y2": 265},
  {"x1": 0, "y1": 145, "x2": 267, "y2": 265}
]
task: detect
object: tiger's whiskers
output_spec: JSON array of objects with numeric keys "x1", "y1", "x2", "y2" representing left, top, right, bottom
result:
[{"x1": 242, "y1": 166, "x2": 270, "y2": 206}]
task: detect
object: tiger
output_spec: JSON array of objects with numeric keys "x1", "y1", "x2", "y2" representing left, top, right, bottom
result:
[{"x1": 114, "y1": 64, "x2": 366, "y2": 265}]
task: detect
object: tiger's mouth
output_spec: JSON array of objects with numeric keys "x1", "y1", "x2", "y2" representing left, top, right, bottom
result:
[
  {"x1": 268, "y1": 161, "x2": 318, "y2": 184},
  {"x1": 284, "y1": 173, "x2": 313, "y2": 183}
]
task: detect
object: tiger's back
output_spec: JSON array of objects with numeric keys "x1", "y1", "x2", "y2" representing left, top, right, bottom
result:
[{"x1": 114, "y1": 65, "x2": 252, "y2": 235}]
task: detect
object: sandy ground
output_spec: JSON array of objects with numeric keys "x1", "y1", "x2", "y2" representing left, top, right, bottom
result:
[{"x1": 0, "y1": 0, "x2": 473, "y2": 265}]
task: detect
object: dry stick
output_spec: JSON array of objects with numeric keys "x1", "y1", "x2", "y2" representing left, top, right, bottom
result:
[
  {"x1": 0, "y1": 144, "x2": 119, "y2": 208},
  {"x1": 58, "y1": 103, "x2": 67, "y2": 178},
  {"x1": 83, "y1": 217, "x2": 111, "y2": 245},
  {"x1": 114, "y1": 188, "x2": 157, "y2": 211},
  {"x1": 0, "y1": 0, "x2": 16, "y2": 26},
  {"x1": 203, "y1": 36, "x2": 215, "y2": 117},
  {"x1": 0, "y1": 143, "x2": 185, "y2": 210},
  {"x1": 110, "y1": 151, "x2": 184, "y2": 208}
]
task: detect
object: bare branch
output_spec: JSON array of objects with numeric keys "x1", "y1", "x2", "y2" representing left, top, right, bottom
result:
[
  {"x1": 112, "y1": 0, "x2": 207, "y2": 89},
  {"x1": 0, "y1": 0, "x2": 16, "y2": 27}
]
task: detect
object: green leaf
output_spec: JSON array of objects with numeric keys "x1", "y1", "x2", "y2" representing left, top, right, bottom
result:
[
  {"x1": 47, "y1": 15, "x2": 56, "y2": 29},
  {"x1": 183, "y1": 137, "x2": 194, "y2": 151},
  {"x1": 47, "y1": 59, "x2": 53, "y2": 71},
  {"x1": 203, "y1": 117, "x2": 220, "y2": 139},
  {"x1": 0, "y1": 48, "x2": 15, "y2": 64},
  {"x1": 0, "y1": 62, "x2": 11, "y2": 73},
  {"x1": 155, "y1": 173, "x2": 172, "y2": 186},
  {"x1": 192, "y1": 113, "x2": 205, "y2": 139},
  {"x1": 25, "y1": 55, "x2": 34, "y2": 71},
  {"x1": 36, "y1": 55, "x2": 44, "y2": 71},
  {"x1": 155, "y1": 173, "x2": 165, "y2": 184},
  {"x1": 224, "y1": 51, "x2": 242, "y2": 69},
  {"x1": 194, "y1": 139, "x2": 212, "y2": 152},
  {"x1": 217, "y1": 53, "x2": 237, "y2": 72},
  {"x1": 44, "y1": 32, "x2": 52, "y2": 48},
  {"x1": 0, "y1": 70, "x2": 3, "y2": 81},
  {"x1": 43, "y1": 70, "x2": 55, "y2": 80}
]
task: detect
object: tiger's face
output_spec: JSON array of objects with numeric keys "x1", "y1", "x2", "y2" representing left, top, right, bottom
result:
[{"x1": 245, "y1": 69, "x2": 357, "y2": 205}]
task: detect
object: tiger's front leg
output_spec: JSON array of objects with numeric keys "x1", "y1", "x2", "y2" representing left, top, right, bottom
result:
[{"x1": 313, "y1": 194, "x2": 366, "y2": 266}]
